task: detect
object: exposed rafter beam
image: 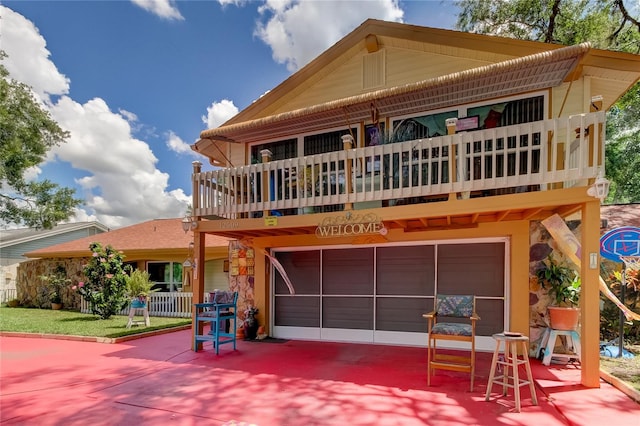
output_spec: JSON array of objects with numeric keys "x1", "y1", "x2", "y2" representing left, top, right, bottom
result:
[
  {"x1": 555, "y1": 204, "x2": 583, "y2": 217},
  {"x1": 496, "y1": 210, "x2": 511, "y2": 222},
  {"x1": 521, "y1": 208, "x2": 543, "y2": 220}
]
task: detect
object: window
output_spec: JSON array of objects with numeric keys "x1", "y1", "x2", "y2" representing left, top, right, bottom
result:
[
  {"x1": 467, "y1": 95, "x2": 544, "y2": 129},
  {"x1": 147, "y1": 262, "x2": 183, "y2": 292},
  {"x1": 250, "y1": 138, "x2": 297, "y2": 164},
  {"x1": 304, "y1": 129, "x2": 357, "y2": 155},
  {"x1": 392, "y1": 110, "x2": 459, "y2": 141}
]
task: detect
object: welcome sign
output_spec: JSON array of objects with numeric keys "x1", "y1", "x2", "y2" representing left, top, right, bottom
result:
[{"x1": 315, "y1": 212, "x2": 386, "y2": 238}]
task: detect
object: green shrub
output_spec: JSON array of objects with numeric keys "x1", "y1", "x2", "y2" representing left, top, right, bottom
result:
[
  {"x1": 126, "y1": 269, "x2": 156, "y2": 298},
  {"x1": 600, "y1": 266, "x2": 640, "y2": 344},
  {"x1": 536, "y1": 254, "x2": 579, "y2": 307},
  {"x1": 40, "y1": 265, "x2": 71, "y2": 305},
  {"x1": 74, "y1": 242, "x2": 132, "y2": 319}
]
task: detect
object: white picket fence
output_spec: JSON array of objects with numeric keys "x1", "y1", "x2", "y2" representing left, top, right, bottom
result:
[
  {"x1": 1, "y1": 288, "x2": 17, "y2": 304},
  {"x1": 80, "y1": 292, "x2": 193, "y2": 318}
]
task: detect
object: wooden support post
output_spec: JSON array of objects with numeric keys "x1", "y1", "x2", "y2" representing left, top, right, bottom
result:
[
  {"x1": 191, "y1": 225, "x2": 206, "y2": 351},
  {"x1": 580, "y1": 199, "x2": 601, "y2": 388}
]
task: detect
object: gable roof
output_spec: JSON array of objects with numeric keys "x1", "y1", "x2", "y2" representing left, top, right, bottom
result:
[
  {"x1": 23, "y1": 218, "x2": 230, "y2": 260},
  {"x1": 0, "y1": 221, "x2": 109, "y2": 249},
  {"x1": 193, "y1": 19, "x2": 640, "y2": 160}
]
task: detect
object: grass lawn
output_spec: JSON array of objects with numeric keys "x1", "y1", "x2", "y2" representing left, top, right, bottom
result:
[
  {"x1": 600, "y1": 344, "x2": 640, "y2": 393},
  {"x1": 0, "y1": 307, "x2": 191, "y2": 339}
]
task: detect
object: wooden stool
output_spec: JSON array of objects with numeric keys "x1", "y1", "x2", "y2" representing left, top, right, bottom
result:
[
  {"x1": 540, "y1": 328, "x2": 581, "y2": 366},
  {"x1": 485, "y1": 333, "x2": 538, "y2": 412}
]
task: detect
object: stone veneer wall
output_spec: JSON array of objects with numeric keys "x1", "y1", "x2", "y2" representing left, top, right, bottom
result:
[
  {"x1": 16, "y1": 258, "x2": 87, "y2": 309},
  {"x1": 227, "y1": 240, "x2": 255, "y2": 331},
  {"x1": 529, "y1": 219, "x2": 582, "y2": 357}
]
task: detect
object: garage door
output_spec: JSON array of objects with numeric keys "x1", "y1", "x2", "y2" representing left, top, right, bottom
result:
[{"x1": 272, "y1": 239, "x2": 507, "y2": 350}]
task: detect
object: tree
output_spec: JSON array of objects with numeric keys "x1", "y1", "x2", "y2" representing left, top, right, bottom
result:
[
  {"x1": 456, "y1": 0, "x2": 640, "y2": 202},
  {"x1": 0, "y1": 52, "x2": 81, "y2": 229},
  {"x1": 605, "y1": 83, "x2": 640, "y2": 202},
  {"x1": 75, "y1": 242, "x2": 132, "y2": 320}
]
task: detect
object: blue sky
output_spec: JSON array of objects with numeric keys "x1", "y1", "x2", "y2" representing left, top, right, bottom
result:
[{"x1": 1, "y1": 1, "x2": 459, "y2": 229}]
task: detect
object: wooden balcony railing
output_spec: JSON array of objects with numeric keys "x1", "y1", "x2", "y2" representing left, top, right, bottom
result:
[{"x1": 192, "y1": 112, "x2": 605, "y2": 218}]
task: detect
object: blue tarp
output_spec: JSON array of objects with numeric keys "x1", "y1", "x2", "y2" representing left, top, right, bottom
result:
[{"x1": 600, "y1": 343, "x2": 635, "y2": 358}]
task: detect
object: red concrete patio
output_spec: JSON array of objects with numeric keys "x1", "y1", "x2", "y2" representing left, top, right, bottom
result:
[{"x1": 1, "y1": 329, "x2": 638, "y2": 425}]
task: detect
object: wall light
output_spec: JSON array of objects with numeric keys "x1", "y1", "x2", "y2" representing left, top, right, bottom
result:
[
  {"x1": 587, "y1": 171, "x2": 610, "y2": 202},
  {"x1": 183, "y1": 241, "x2": 195, "y2": 268},
  {"x1": 182, "y1": 214, "x2": 198, "y2": 233}
]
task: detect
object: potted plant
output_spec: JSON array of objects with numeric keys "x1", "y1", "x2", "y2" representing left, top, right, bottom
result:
[
  {"x1": 40, "y1": 265, "x2": 70, "y2": 310},
  {"x1": 126, "y1": 270, "x2": 156, "y2": 308},
  {"x1": 243, "y1": 306, "x2": 259, "y2": 339},
  {"x1": 536, "y1": 255, "x2": 581, "y2": 330}
]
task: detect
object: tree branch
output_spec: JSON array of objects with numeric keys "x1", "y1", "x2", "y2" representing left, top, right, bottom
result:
[
  {"x1": 545, "y1": 0, "x2": 563, "y2": 43},
  {"x1": 615, "y1": 0, "x2": 640, "y2": 31}
]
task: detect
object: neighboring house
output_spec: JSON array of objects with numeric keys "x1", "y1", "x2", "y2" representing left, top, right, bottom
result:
[
  {"x1": 187, "y1": 19, "x2": 640, "y2": 387},
  {"x1": 20, "y1": 218, "x2": 230, "y2": 308},
  {"x1": 0, "y1": 221, "x2": 108, "y2": 294}
]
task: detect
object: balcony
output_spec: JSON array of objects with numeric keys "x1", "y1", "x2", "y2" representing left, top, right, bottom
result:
[{"x1": 192, "y1": 112, "x2": 605, "y2": 219}]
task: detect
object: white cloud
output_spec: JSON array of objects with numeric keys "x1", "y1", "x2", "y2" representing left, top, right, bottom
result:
[
  {"x1": 202, "y1": 99, "x2": 239, "y2": 129},
  {"x1": 1, "y1": 6, "x2": 190, "y2": 229},
  {"x1": 254, "y1": 0, "x2": 404, "y2": 71},
  {"x1": 23, "y1": 166, "x2": 42, "y2": 182},
  {"x1": 130, "y1": 0, "x2": 184, "y2": 21},
  {"x1": 48, "y1": 96, "x2": 190, "y2": 228},
  {"x1": 118, "y1": 109, "x2": 138, "y2": 122},
  {"x1": 67, "y1": 207, "x2": 98, "y2": 224},
  {"x1": 0, "y1": 7, "x2": 70, "y2": 102},
  {"x1": 217, "y1": 0, "x2": 248, "y2": 6},
  {"x1": 166, "y1": 131, "x2": 197, "y2": 155}
]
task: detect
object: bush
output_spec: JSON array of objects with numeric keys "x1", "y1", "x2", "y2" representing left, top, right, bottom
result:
[
  {"x1": 600, "y1": 266, "x2": 640, "y2": 344},
  {"x1": 40, "y1": 265, "x2": 71, "y2": 305},
  {"x1": 126, "y1": 270, "x2": 155, "y2": 298},
  {"x1": 75, "y1": 242, "x2": 132, "y2": 319}
]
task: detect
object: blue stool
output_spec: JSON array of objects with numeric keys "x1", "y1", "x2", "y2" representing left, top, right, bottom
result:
[{"x1": 540, "y1": 328, "x2": 581, "y2": 366}]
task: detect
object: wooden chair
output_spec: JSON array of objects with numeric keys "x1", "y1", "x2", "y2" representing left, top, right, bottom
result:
[
  {"x1": 193, "y1": 291, "x2": 238, "y2": 354},
  {"x1": 423, "y1": 294, "x2": 480, "y2": 391}
]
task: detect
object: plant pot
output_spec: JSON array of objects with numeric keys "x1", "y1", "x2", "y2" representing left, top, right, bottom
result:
[
  {"x1": 548, "y1": 306, "x2": 579, "y2": 330},
  {"x1": 51, "y1": 303, "x2": 62, "y2": 310},
  {"x1": 131, "y1": 298, "x2": 147, "y2": 309},
  {"x1": 244, "y1": 322, "x2": 259, "y2": 340},
  {"x1": 236, "y1": 327, "x2": 245, "y2": 339}
]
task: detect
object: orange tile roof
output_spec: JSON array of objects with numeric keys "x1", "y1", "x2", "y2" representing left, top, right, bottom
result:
[
  {"x1": 24, "y1": 218, "x2": 230, "y2": 258},
  {"x1": 601, "y1": 203, "x2": 640, "y2": 232}
]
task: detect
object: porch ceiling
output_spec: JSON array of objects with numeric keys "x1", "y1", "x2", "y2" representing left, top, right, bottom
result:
[
  {"x1": 195, "y1": 43, "x2": 589, "y2": 151},
  {"x1": 199, "y1": 192, "x2": 588, "y2": 240}
]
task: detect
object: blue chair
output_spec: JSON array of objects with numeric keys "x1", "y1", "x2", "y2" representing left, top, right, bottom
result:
[
  {"x1": 193, "y1": 291, "x2": 238, "y2": 354},
  {"x1": 423, "y1": 294, "x2": 480, "y2": 391}
]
